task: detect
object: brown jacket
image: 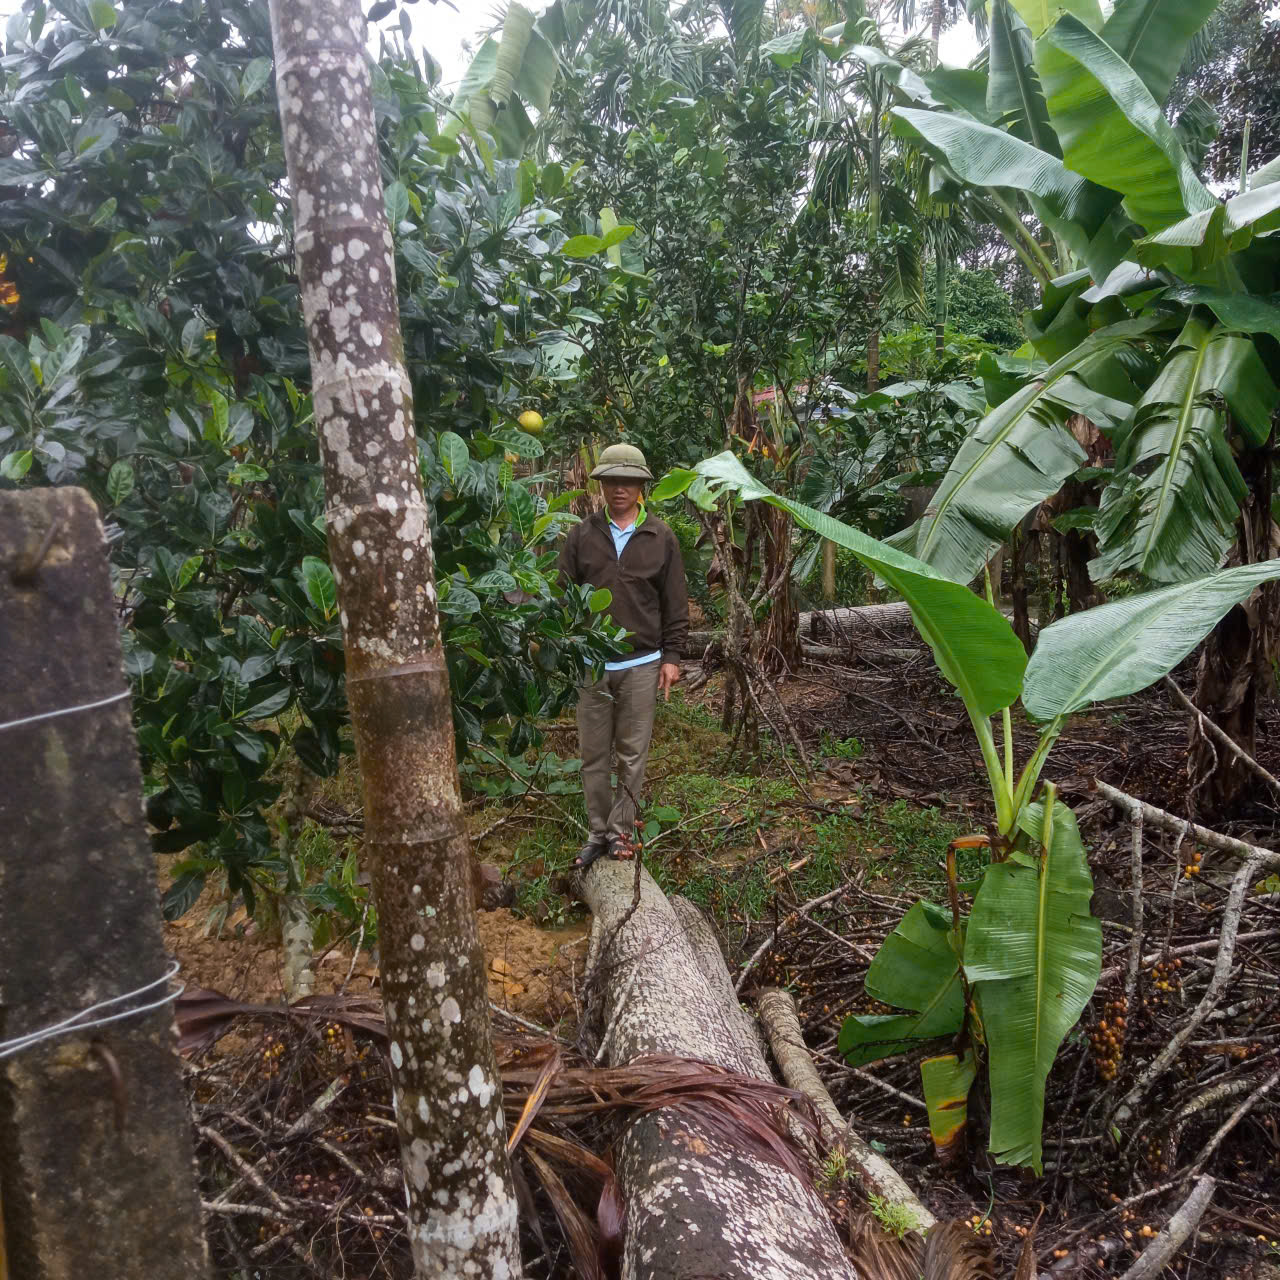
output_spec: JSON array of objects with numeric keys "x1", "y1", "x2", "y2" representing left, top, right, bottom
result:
[{"x1": 559, "y1": 509, "x2": 690, "y2": 661}]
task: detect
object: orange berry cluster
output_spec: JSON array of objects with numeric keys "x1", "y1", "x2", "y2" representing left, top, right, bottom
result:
[
  {"x1": 1150, "y1": 957, "x2": 1181, "y2": 1000},
  {"x1": 260, "y1": 1034, "x2": 286, "y2": 1078},
  {"x1": 1090, "y1": 996, "x2": 1128, "y2": 1081}
]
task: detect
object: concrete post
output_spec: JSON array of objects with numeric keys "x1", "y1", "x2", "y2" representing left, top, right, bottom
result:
[{"x1": 0, "y1": 486, "x2": 209, "y2": 1280}]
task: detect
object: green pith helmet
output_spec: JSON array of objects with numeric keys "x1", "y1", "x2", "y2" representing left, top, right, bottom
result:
[{"x1": 590, "y1": 442, "x2": 654, "y2": 481}]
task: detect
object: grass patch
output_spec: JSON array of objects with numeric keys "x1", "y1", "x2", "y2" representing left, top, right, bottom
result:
[{"x1": 850, "y1": 799, "x2": 970, "y2": 885}]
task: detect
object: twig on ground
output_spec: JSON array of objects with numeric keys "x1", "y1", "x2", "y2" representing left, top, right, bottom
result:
[
  {"x1": 1116, "y1": 1175, "x2": 1216, "y2": 1280},
  {"x1": 1114, "y1": 848, "x2": 1274, "y2": 1124},
  {"x1": 1164, "y1": 676, "x2": 1280, "y2": 799},
  {"x1": 813, "y1": 1047, "x2": 927, "y2": 1111},
  {"x1": 488, "y1": 1002, "x2": 559, "y2": 1040},
  {"x1": 735, "y1": 883, "x2": 848, "y2": 994},
  {"x1": 200, "y1": 1125, "x2": 293, "y2": 1215},
  {"x1": 472, "y1": 743, "x2": 588, "y2": 835},
  {"x1": 1096, "y1": 781, "x2": 1280, "y2": 868},
  {"x1": 1188, "y1": 1063, "x2": 1280, "y2": 1177},
  {"x1": 1124, "y1": 804, "x2": 1144, "y2": 1014},
  {"x1": 338, "y1": 895, "x2": 372, "y2": 996}
]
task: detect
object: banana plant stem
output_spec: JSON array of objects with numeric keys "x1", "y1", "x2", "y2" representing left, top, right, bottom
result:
[
  {"x1": 971, "y1": 709, "x2": 1014, "y2": 833},
  {"x1": 1013, "y1": 721, "x2": 1061, "y2": 817}
]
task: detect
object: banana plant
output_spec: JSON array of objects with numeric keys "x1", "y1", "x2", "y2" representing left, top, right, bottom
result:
[
  {"x1": 676, "y1": 450, "x2": 1280, "y2": 1171},
  {"x1": 442, "y1": 3, "x2": 558, "y2": 160},
  {"x1": 847, "y1": 0, "x2": 1280, "y2": 593}
]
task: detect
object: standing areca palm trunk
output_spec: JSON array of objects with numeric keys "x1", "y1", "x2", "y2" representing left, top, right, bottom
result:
[{"x1": 267, "y1": 2, "x2": 522, "y2": 1275}]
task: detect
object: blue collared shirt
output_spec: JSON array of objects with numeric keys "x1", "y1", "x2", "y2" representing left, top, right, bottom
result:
[{"x1": 604, "y1": 512, "x2": 661, "y2": 671}]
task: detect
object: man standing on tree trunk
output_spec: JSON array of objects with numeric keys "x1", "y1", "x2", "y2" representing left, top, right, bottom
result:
[{"x1": 559, "y1": 444, "x2": 689, "y2": 870}]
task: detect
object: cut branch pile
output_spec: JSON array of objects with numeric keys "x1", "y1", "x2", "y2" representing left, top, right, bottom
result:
[{"x1": 181, "y1": 988, "x2": 862, "y2": 1279}]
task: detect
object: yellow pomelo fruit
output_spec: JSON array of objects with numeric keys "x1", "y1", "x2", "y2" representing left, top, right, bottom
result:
[{"x1": 517, "y1": 409, "x2": 544, "y2": 434}]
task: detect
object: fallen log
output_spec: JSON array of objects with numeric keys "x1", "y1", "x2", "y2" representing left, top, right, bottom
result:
[
  {"x1": 580, "y1": 859, "x2": 861, "y2": 1279},
  {"x1": 800, "y1": 602, "x2": 915, "y2": 641},
  {"x1": 687, "y1": 603, "x2": 920, "y2": 658},
  {"x1": 756, "y1": 987, "x2": 935, "y2": 1233}
]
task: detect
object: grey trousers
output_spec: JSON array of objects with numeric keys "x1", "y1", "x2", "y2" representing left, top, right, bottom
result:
[{"x1": 576, "y1": 661, "x2": 661, "y2": 842}]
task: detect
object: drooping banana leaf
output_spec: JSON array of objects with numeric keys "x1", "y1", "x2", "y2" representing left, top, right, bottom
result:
[
  {"x1": 901, "y1": 320, "x2": 1150, "y2": 586},
  {"x1": 1251, "y1": 154, "x2": 1280, "y2": 189},
  {"x1": 442, "y1": 5, "x2": 558, "y2": 158},
  {"x1": 1164, "y1": 288, "x2": 1280, "y2": 343},
  {"x1": 1022, "y1": 268, "x2": 1092, "y2": 360},
  {"x1": 892, "y1": 107, "x2": 1101, "y2": 233},
  {"x1": 1091, "y1": 315, "x2": 1280, "y2": 582},
  {"x1": 694, "y1": 454, "x2": 1027, "y2": 721},
  {"x1": 1174, "y1": 96, "x2": 1221, "y2": 172},
  {"x1": 1022, "y1": 559, "x2": 1280, "y2": 722},
  {"x1": 924, "y1": 67, "x2": 993, "y2": 121},
  {"x1": 988, "y1": 0, "x2": 1055, "y2": 152},
  {"x1": 1134, "y1": 180, "x2": 1280, "y2": 277},
  {"x1": 965, "y1": 796, "x2": 1101, "y2": 1173},
  {"x1": 846, "y1": 45, "x2": 942, "y2": 110},
  {"x1": 838, "y1": 901, "x2": 966, "y2": 1068},
  {"x1": 920, "y1": 1050, "x2": 978, "y2": 1164},
  {"x1": 1099, "y1": 0, "x2": 1223, "y2": 108},
  {"x1": 978, "y1": 350, "x2": 1048, "y2": 406},
  {"x1": 891, "y1": 106, "x2": 1122, "y2": 277},
  {"x1": 1037, "y1": 15, "x2": 1217, "y2": 236}
]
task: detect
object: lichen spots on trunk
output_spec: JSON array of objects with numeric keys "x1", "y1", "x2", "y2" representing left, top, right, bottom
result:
[{"x1": 266, "y1": 0, "x2": 522, "y2": 1274}]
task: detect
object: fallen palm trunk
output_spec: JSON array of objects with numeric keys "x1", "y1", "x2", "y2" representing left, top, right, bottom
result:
[
  {"x1": 580, "y1": 859, "x2": 860, "y2": 1279},
  {"x1": 800, "y1": 602, "x2": 915, "y2": 641},
  {"x1": 687, "y1": 603, "x2": 919, "y2": 658},
  {"x1": 756, "y1": 987, "x2": 935, "y2": 1234}
]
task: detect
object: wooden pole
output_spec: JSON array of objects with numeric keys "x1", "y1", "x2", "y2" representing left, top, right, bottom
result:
[{"x1": 0, "y1": 486, "x2": 209, "y2": 1280}]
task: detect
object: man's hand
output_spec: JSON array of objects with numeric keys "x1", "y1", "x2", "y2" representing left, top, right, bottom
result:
[{"x1": 658, "y1": 661, "x2": 681, "y2": 701}]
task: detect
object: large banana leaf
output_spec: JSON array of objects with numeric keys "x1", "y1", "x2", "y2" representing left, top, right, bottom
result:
[
  {"x1": 1008, "y1": 0, "x2": 1102, "y2": 38},
  {"x1": 892, "y1": 106, "x2": 1122, "y2": 277},
  {"x1": 902, "y1": 320, "x2": 1148, "y2": 585},
  {"x1": 442, "y1": 6, "x2": 558, "y2": 158},
  {"x1": 694, "y1": 452, "x2": 1027, "y2": 719},
  {"x1": 965, "y1": 798, "x2": 1101, "y2": 1173},
  {"x1": 838, "y1": 902, "x2": 966, "y2": 1068},
  {"x1": 1037, "y1": 15, "x2": 1217, "y2": 235},
  {"x1": 1099, "y1": 0, "x2": 1222, "y2": 108},
  {"x1": 1091, "y1": 316, "x2": 1280, "y2": 581},
  {"x1": 1134, "y1": 180, "x2": 1280, "y2": 277},
  {"x1": 988, "y1": 0, "x2": 1055, "y2": 152},
  {"x1": 1022, "y1": 559, "x2": 1280, "y2": 722},
  {"x1": 891, "y1": 107, "x2": 1103, "y2": 233},
  {"x1": 1165, "y1": 287, "x2": 1280, "y2": 343}
]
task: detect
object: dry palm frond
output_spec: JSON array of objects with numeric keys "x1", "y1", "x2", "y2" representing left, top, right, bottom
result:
[
  {"x1": 848, "y1": 1211, "x2": 927, "y2": 1280},
  {"x1": 182, "y1": 988, "x2": 848, "y2": 1279},
  {"x1": 508, "y1": 1045, "x2": 562, "y2": 1154},
  {"x1": 921, "y1": 1218, "x2": 997, "y2": 1280}
]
